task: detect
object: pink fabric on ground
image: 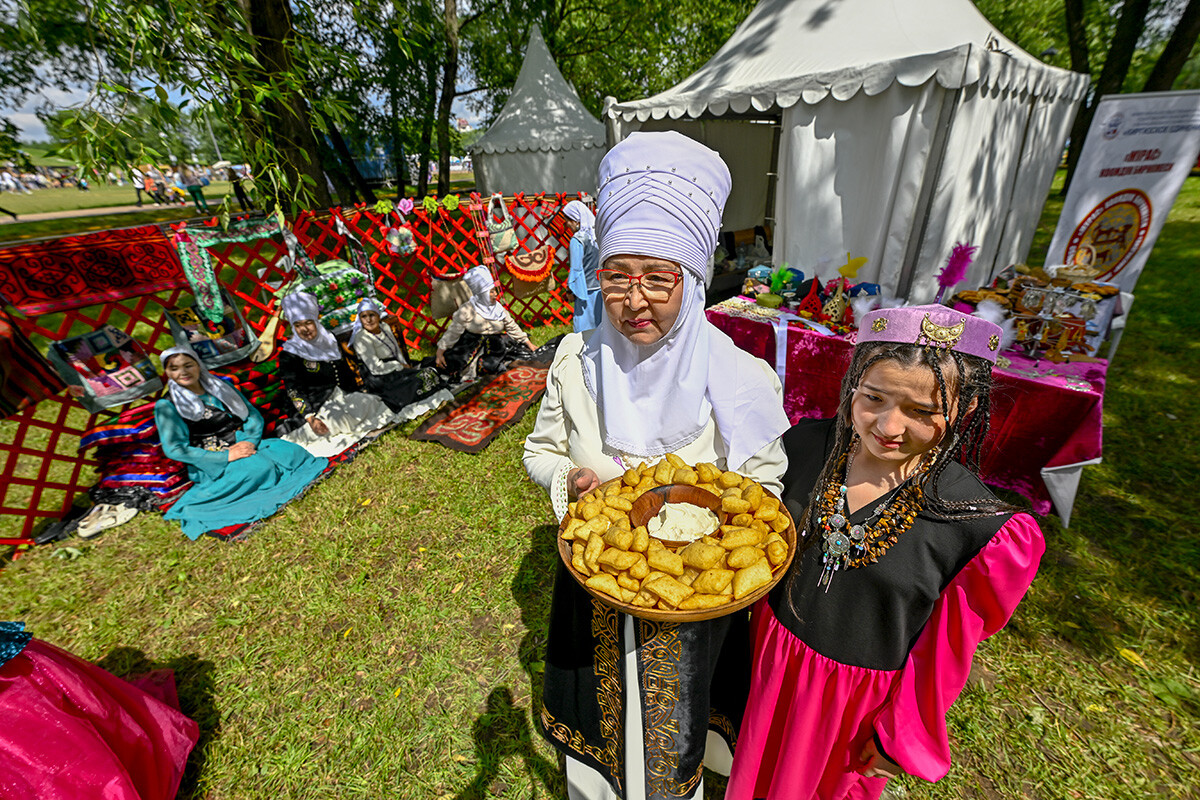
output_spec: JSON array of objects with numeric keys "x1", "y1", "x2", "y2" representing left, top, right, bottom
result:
[
  {"x1": 727, "y1": 515, "x2": 1044, "y2": 800},
  {"x1": 706, "y1": 307, "x2": 1105, "y2": 515},
  {"x1": 0, "y1": 639, "x2": 199, "y2": 800}
]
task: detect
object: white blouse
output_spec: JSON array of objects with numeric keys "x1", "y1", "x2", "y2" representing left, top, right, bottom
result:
[
  {"x1": 523, "y1": 331, "x2": 787, "y2": 520},
  {"x1": 351, "y1": 328, "x2": 408, "y2": 376},
  {"x1": 437, "y1": 302, "x2": 529, "y2": 351}
]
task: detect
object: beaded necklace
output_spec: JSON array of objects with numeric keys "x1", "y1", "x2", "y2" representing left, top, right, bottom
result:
[{"x1": 815, "y1": 440, "x2": 925, "y2": 591}]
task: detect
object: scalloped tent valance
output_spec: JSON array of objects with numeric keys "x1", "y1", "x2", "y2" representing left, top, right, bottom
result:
[{"x1": 608, "y1": 0, "x2": 1088, "y2": 122}]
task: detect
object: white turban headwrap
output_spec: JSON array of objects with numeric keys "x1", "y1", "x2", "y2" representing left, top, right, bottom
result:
[
  {"x1": 280, "y1": 291, "x2": 342, "y2": 362},
  {"x1": 582, "y1": 131, "x2": 788, "y2": 467},
  {"x1": 159, "y1": 345, "x2": 249, "y2": 422},
  {"x1": 463, "y1": 265, "x2": 506, "y2": 322}
]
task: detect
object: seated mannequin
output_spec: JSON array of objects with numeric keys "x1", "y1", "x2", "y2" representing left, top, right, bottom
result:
[
  {"x1": 434, "y1": 265, "x2": 535, "y2": 382},
  {"x1": 155, "y1": 346, "x2": 327, "y2": 539},
  {"x1": 349, "y1": 298, "x2": 445, "y2": 411},
  {"x1": 275, "y1": 291, "x2": 407, "y2": 457}
]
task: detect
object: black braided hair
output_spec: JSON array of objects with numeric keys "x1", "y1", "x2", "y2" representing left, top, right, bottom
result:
[{"x1": 796, "y1": 341, "x2": 1019, "y2": 549}]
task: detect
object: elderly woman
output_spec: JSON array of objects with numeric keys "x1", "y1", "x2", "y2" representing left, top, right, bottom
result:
[
  {"x1": 349, "y1": 298, "x2": 448, "y2": 413},
  {"x1": 435, "y1": 265, "x2": 535, "y2": 381},
  {"x1": 522, "y1": 132, "x2": 791, "y2": 800},
  {"x1": 276, "y1": 292, "x2": 406, "y2": 457},
  {"x1": 155, "y1": 346, "x2": 327, "y2": 539},
  {"x1": 562, "y1": 199, "x2": 602, "y2": 333}
]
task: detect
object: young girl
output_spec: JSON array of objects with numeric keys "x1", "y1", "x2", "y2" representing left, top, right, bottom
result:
[{"x1": 726, "y1": 304, "x2": 1045, "y2": 800}]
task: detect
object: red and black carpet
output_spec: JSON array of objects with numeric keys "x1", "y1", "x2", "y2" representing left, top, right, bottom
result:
[{"x1": 410, "y1": 362, "x2": 550, "y2": 454}]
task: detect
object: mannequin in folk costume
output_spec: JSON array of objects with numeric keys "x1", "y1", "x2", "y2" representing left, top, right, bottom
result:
[
  {"x1": 523, "y1": 131, "x2": 790, "y2": 800},
  {"x1": 349, "y1": 297, "x2": 448, "y2": 412},
  {"x1": 562, "y1": 199, "x2": 603, "y2": 333},
  {"x1": 275, "y1": 291, "x2": 407, "y2": 458},
  {"x1": 727, "y1": 305, "x2": 1045, "y2": 800},
  {"x1": 434, "y1": 265, "x2": 535, "y2": 381},
  {"x1": 155, "y1": 345, "x2": 327, "y2": 539}
]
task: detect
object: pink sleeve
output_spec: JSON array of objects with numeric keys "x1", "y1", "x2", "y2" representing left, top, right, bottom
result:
[{"x1": 873, "y1": 513, "x2": 1045, "y2": 781}]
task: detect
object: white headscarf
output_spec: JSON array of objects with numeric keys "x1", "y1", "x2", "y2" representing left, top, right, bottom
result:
[
  {"x1": 352, "y1": 297, "x2": 403, "y2": 361},
  {"x1": 562, "y1": 200, "x2": 596, "y2": 243},
  {"x1": 159, "y1": 345, "x2": 249, "y2": 422},
  {"x1": 463, "y1": 265, "x2": 507, "y2": 322},
  {"x1": 280, "y1": 292, "x2": 342, "y2": 362},
  {"x1": 582, "y1": 131, "x2": 789, "y2": 467}
]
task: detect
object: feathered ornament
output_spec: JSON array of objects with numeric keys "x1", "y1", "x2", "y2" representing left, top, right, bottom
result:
[
  {"x1": 936, "y1": 242, "x2": 978, "y2": 304},
  {"x1": 972, "y1": 298, "x2": 1016, "y2": 351},
  {"x1": 850, "y1": 295, "x2": 881, "y2": 329}
]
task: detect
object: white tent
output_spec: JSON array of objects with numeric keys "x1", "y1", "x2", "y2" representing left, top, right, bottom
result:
[
  {"x1": 606, "y1": 0, "x2": 1090, "y2": 301},
  {"x1": 470, "y1": 26, "x2": 606, "y2": 195}
]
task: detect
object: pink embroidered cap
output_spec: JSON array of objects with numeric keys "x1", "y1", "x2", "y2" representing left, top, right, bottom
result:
[{"x1": 857, "y1": 304, "x2": 1004, "y2": 364}]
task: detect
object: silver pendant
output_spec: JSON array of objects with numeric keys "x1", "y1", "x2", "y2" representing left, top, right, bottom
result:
[{"x1": 849, "y1": 524, "x2": 865, "y2": 543}]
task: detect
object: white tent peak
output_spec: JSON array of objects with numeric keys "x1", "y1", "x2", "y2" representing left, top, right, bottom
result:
[
  {"x1": 469, "y1": 25, "x2": 606, "y2": 155},
  {"x1": 611, "y1": 0, "x2": 1087, "y2": 121}
]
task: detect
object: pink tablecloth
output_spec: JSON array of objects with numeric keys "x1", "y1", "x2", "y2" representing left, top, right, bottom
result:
[{"x1": 708, "y1": 308, "x2": 1105, "y2": 515}]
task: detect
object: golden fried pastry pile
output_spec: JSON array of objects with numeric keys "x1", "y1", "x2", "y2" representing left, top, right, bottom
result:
[{"x1": 560, "y1": 454, "x2": 791, "y2": 613}]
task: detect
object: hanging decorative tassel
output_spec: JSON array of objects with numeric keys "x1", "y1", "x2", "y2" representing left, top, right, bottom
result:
[{"x1": 936, "y1": 242, "x2": 977, "y2": 304}]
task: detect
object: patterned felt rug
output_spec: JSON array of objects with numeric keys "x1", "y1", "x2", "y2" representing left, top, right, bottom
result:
[{"x1": 410, "y1": 362, "x2": 550, "y2": 454}]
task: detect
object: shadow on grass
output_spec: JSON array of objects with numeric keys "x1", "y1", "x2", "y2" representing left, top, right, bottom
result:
[
  {"x1": 453, "y1": 521, "x2": 567, "y2": 800},
  {"x1": 95, "y1": 647, "x2": 220, "y2": 800},
  {"x1": 453, "y1": 685, "x2": 563, "y2": 800}
]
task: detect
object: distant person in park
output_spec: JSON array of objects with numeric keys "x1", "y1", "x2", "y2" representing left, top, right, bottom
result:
[
  {"x1": 228, "y1": 166, "x2": 252, "y2": 211},
  {"x1": 725, "y1": 305, "x2": 1045, "y2": 800},
  {"x1": 131, "y1": 165, "x2": 146, "y2": 206},
  {"x1": 561, "y1": 199, "x2": 602, "y2": 333},
  {"x1": 434, "y1": 265, "x2": 534, "y2": 382},
  {"x1": 522, "y1": 131, "x2": 790, "y2": 800},
  {"x1": 182, "y1": 167, "x2": 209, "y2": 213},
  {"x1": 349, "y1": 297, "x2": 446, "y2": 412},
  {"x1": 276, "y1": 291, "x2": 407, "y2": 457},
  {"x1": 0, "y1": 621, "x2": 199, "y2": 799},
  {"x1": 155, "y1": 346, "x2": 327, "y2": 539}
]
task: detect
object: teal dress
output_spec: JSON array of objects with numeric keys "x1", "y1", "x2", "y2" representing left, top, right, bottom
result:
[{"x1": 155, "y1": 391, "x2": 327, "y2": 539}]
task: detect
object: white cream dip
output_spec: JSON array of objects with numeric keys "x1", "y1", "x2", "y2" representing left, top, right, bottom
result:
[{"x1": 647, "y1": 502, "x2": 720, "y2": 544}]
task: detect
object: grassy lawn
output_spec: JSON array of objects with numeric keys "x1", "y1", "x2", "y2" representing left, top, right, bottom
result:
[
  {"x1": 0, "y1": 181, "x2": 235, "y2": 215},
  {"x1": 2, "y1": 176, "x2": 1198, "y2": 800}
]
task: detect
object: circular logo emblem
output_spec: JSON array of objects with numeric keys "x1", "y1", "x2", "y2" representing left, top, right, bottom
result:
[
  {"x1": 1064, "y1": 189, "x2": 1152, "y2": 281},
  {"x1": 1102, "y1": 112, "x2": 1124, "y2": 141}
]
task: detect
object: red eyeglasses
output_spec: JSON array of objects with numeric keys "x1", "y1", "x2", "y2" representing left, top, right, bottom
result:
[{"x1": 596, "y1": 269, "x2": 682, "y2": 301}]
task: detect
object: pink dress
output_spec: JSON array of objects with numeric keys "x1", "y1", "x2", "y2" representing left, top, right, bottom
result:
[
  {"x1": 726, "y1": 419, "x2": 1045, "y2": 800},
  {"x1": 0, "y1": 637, "x2": 199, "y2": 799}
]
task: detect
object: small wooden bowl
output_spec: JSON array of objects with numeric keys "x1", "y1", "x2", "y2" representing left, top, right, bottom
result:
[
  {"x1": 629, "y1": 484, "x2": 725, "y2": 546},
  {"x1": 557, "y1": 478, "x2": 797, "y2": 622}
]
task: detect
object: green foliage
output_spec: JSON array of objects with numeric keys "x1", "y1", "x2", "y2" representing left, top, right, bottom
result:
[
  {"x1": 463, "y1": 0, "x2": 758, "y2": 119},
  {"x1": 0, "y1": 119, "x2": 33, "y2": 169}
]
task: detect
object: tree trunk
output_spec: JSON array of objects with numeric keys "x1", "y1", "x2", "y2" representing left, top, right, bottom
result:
[
  {"x1": 388, "y1": 84, "x2": 407, "y2": 198},
  {"x1": 1061, "y1": 0, "x2": 1152, "y2": 195},
  {"x1": 1143, "y1": 0, "x2": 1200, "y2": 91},
  {"x1": 242, "y1": 0, "x2": 331, "y2": 209},
  {"x1": 326, "y1": 120, "x2": 377, "y2": 204},
  {"x1": 436, "y1": 0, "x2": 459, "y2": 197},
  {"x1": 417, "y1": 82, "x2": 435, "y2": 198}
]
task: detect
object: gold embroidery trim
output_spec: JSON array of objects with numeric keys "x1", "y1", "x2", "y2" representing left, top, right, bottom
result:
[
  {"x1": 536, "y1": 598, "x2": 624, "y2": 789},
  {"x1": 988, "y1": 333, "x2": 1000, "y2": 351},
  {"x1": 871, "y1": 317, "x2": 888, "y2": 332},
  {"x1": 709, "y1": 710, "x2": 737, "y2": 749},
  {"x1": 639, "y1": 619, "x2": 703, "y2": 799}
]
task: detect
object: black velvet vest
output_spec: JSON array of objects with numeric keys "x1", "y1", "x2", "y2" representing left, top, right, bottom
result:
[{"x1": 770, "y1": 419, "x2": 1013, "y2": 670}]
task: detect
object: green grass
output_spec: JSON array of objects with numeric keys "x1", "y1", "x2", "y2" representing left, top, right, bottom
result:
[
  {"x1": 2, "y1": 177, "x2": 1199, "y2": 799},
  {"x1": 0, "y1": 181, "x2": 234, "y2": 216}
]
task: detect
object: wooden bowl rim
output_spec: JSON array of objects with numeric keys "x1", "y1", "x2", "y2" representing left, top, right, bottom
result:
[{"x1": 557, "y1": 477, "x2": 797, "y2": 622}]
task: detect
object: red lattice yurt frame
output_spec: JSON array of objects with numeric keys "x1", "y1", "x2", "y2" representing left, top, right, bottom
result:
[{"x1": 0, "y1": 193, "x2": 583, "y2": 545}]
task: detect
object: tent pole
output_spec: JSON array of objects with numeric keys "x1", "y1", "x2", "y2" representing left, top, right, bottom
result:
[
  {"x1": 897, "y1": 85, "x2": 962, "y2": 301},
  {"x1": 764, "y1": 118, "x2": 783, "y2": 243}
]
